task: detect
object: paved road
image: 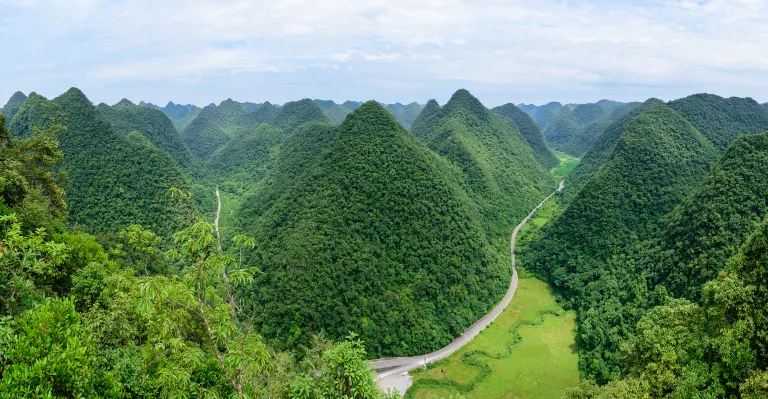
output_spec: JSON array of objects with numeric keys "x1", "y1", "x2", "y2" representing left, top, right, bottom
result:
[{"x1": 372, "y1": 180, "x2": 565, "y2": 394}]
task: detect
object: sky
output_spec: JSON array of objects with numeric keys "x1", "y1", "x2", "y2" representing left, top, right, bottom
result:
[{"x1": 2, "y1": 0, "x2": 768, "y2": 108}]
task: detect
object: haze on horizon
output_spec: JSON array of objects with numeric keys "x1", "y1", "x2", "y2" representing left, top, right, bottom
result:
[{"x1": 2, "y1": 0, "x2": 767, "y2": 107}]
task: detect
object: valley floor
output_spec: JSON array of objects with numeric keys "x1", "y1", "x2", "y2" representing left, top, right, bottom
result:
[{"x1": 405, "y1": 277, "x2": 578, "y2": 399}]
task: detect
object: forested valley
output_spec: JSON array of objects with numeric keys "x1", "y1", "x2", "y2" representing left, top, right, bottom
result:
[{"x1": 3, "y1": 85, "x2": 768, "y2": 399}]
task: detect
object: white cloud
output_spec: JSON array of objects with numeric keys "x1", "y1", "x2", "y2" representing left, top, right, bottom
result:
[{"x1": 1, "y1": 0, "x2": 768, "y2": 105}]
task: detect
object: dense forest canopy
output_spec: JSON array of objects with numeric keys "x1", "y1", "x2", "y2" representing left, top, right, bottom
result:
[
  {"x1": 239, "y1": 101, "x2": 508, "y2": 357},
  {"x1": 97, "y1": 99, "x2": 196, "y2": 169},
  {"x1": 412, "y1": 89, "x2": 555, "y2": 237},
  {"x1": 492, "y1": 103, "x2": 559, "y2": 170},
  {"x1": 0, "y1": 117, "x2": 394, "y2": 398},
  {"x1": 6, "y1": 83, "x2": 768, "y2": 398},
  {"x1": 8, "y1": 88, "x2": 195, "y2": 237}
]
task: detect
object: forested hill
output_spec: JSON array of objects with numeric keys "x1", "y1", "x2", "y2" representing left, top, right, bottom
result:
[
  {"x1": 518, "y1": 101, "x2": 563, "y2": 131},
  {"x1": 411, "y1": 89, "x2": 555, "y2": 237},
  {"x1": 523, "y1": 103, "x2": 719, "y2": 381},
  {"x1": 1, "y1": 91, "x2": 27, "y2": 126},
  {"x1": 271, "y1": 98, "x2": 330, "y2": 133},
  {"x1": 237, "y1": 122, "x2": 338, "y2": 228},
  {"x1": 563, "y1": 98, "x2": 665, "y2": 198},
  {"x1": 242, "y1": 101, "x2": 279, "y2": 126},
  {"x1": 543, "y1": 101, "x2": 639, "y2": 157},
  {"x1": 180, "y1": 98, "x2": 249, "y2": 158},
  {"x1": 668, "y1": 93, "x2": 768, "y2": 152},
  {"x1": 140, "y1": 100, "x2": 201, "y2": 132},
  {"x1": 528, "y1": 103, "x2": 717, "y2": 296},
  {"x1": 97, "y1": 99, "x2": 195, "y2": 169},
  {"x1": 647, "y1": 132, "x2": 768, "y2": 299},
  {"x1": 10, "y1": 88, "x2": 195, "y2": 236},
  {"x1": 492, "y1": 103, "x2": 559, "y2": 170},
  {"x1": 240, "y1": 101, "x2": 507, "y2": 357}
]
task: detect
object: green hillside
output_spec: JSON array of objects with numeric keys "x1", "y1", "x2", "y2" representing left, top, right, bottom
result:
[
  {"x1": 271, "y1": 98, "x2": 330, "y2": 133},
  {"x1": 411, "y1": 89, "x2": 555, "y2": 237},
  {"x1": 237, "y1": 122, "x2": 338, "y2": 231},
  {"x1": 180, "y1": 98, "x2": 248, "y2": 158},
  {"x1": 10, "y1": 88, "x2": 194, "y2": 236},
  {"x1": 492, "y1": 103, "x2": 559, "y2": 170},
  {"x1": 543, "y1": 103, "x2": 611, "y2": 157},
  {"x1": 524, "y1": 101, "x2": 563, "y2": 131},
  {"x1": 324, "y1": 103, "x2": 352, "y2": 125},
  {"x1": 523, "y1": 103, "x2": 719, "y2": 381},
  {"x1": 668, "y1": 93, "x2": 768, "y2": 152},
  {"x1": 240, "y1": 101, "x2": 507, "y2": 357},
  {"x1": 97, "y1": 99, "x2": 195, "y2": 169},
  {"x1": 208, "y1": 124, "x2": 284, "y2": 183},
  {"x1": 567, "y1": 218, "x2": 768, "y2": 398},
  {"x1": 649, "y1": 132, "x2": 768, "y2": 299},
  {"x1": 563, "y1": 98, "x2": 665, "y2": 198},
  {"x1": 342, "y1": 100, "x2": 363, "y2": 110},
  {"x1": 1, "y1": 91, "x2": 27, "y2": 126},
  {"x1": 242, "y1": 101, "x2": 279, "y2": 126},
  {"x1": 401, "y1": 102, "x2": 423, "y2": 130}
]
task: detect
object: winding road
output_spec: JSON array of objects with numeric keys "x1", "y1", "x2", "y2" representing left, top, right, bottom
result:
[{"x1": 372, "y1": 180, "x2": 565, "y2": 395}]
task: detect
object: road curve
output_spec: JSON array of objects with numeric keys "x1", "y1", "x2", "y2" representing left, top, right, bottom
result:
[{"x1": 372, "y1": 180, "x2": 565, "y2": 392}]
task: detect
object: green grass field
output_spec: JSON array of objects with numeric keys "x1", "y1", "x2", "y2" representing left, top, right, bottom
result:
[
  {"x1": 405, "y1": 278, "x2": 578, "y2": 399},
  {"x1": 551, "y1": 151, "x2": 580, "y2": 180}
]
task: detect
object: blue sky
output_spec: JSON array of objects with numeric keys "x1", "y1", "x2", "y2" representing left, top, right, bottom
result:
[{"x1": 2, "y1": 0, "x2": 768, "y2": 107}]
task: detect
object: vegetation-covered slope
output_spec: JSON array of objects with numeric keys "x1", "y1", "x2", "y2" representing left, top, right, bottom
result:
[
  {"x1": 241, "y1": 101, "x2": 507, "y2": 357},
  {"x1": 271, "y1": 98, "x2": 330, "y2": 133},
  {"x1": 401, "y1": 102, "x2": 423, "y2": 130},
  {"x1": 563, "y1": 99, "x2": 665, "y2": 199},
  {"x1": 412, "y1": 89, "x2": 555, "y2": 237},
  {"x1": 493, "y1": 103, "x2": 559, "y2": 170},
  {"x1": 1, "y1": 91, "x2": 27, "y2": 126},
  {"x1": 10, "y1": 88, "x2": 194, "y2": 236},
  {"x1": 668, "y1": 93, "x2": 768, "y2": 152},
  {"x1": 519, "y1": 101, "x2": 563, "y2": 132},
  {"x1": 567, "y1": 218, "x2": 768, "y2": 398},
  {"x1": 323, "y1": 104, "x2": 352, "y2": 125},
  {"x1": 97, "y1": 99, "x2": 195, "y2": 168},
  {"x1": 208, "y1": 124, "x2": 285, "y2": 183},
  {"x1": 180, "y1": 98, "x2": 248, "y2": 158},
  {"x1": 648, "y1": 132, "x2": 768, "y2": 299},
  {"x1": 544, "y1": 102, "x2": 616, "y2": 157},
  {"x1": 523, "y1": 103, "x2": 719, "y2": 381},
  {"x1": 242, "y1": 101, "x2": 279, "y2": 126},
  {"x1": 237, "y1": 122, "x2": 338, "y2": 230}
]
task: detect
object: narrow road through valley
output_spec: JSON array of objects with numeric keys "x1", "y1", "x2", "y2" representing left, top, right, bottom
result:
[
  {"x1": 372, "y1": 180, "x2": 565, "y2": 394},
  {"x1": 214, "y1": 185, "x2": 222, "y2": 251}
]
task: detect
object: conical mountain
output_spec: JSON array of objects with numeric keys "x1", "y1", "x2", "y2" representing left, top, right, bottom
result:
[
  {"x1": 384, "y1": 104, "x2": 407, "y2": 128},
  {"x1": 400, "y1": 102, "x2": 423, "y2": 130},
  {"x1": 312, "y1": 99, "x2": 336, "y2": 110},
  {"x1": 411, "y1": 89, "x2": 554, "y2": 236},
  {"x1": 271, "y1": 98, "x2": 330, "y2": 133},
  {"x1": 410, "y1": 99, "x2": 442, "y2": 140},
  {"x1": 525, "y1": 101, "x2": 563, "y2": 131},
  {"x1": 648, "y1": 132, "x2": 768, "y2": 298},
  {"x1": 180, "y1": 98, "x2": 248, "y2": 158},
  {"x1": 492, "y1": 103, "x2": 559, "y2": 170},
  {"x1": 242, "y1": 101, "x2": 279, "y2": 126},
  {"x1": 237, "y1": 122, "x2": 338, "y2": 228},
  {"x1": 97, "y1": 100, "x2": 194, "y2": 169},
  {"x1": 208, "y1": 123, "x2": 286, "y2": 183},
  {"x1": 9, "y1": 93, "x2": 59, "y2": 138},
  {"x1": 527, "y1": 103, "x2": 719, "y2": 295},
  {"x1": 323, "y1": 103, "x2": 352, "y2": 125},
  {"x1": 10, "y1": 88, "x2": 194, "y2": 236},
  {"x1": 544, "y1": 102, "x2": 616, "y2": 157},
  {"x1": 242, "y1": 101, "x2": 506, "y2": 357},
  {"x1": 564, "y1": 98, "x2": 665, "y2": 198},
  {"x1": 2, "y1": 91, "x2": 28, "y2": 126},
  {"x1": 239, "y1": 101, "x2": 261, "y2": 113},
  {"x1": 668, "y1": 93, "x2": 768, "y2": 152},
  {"x1": 342, "y1": 100, "x2": 362, "y2": 111}
]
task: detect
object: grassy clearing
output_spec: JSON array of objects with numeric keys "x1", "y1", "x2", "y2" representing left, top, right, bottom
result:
[
  {"x1": 406, "y1": 278, "x2": 578, "y2": 399},
  {"x1": 551, "y1": 151, "x2": 580, "y2": 180}
]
